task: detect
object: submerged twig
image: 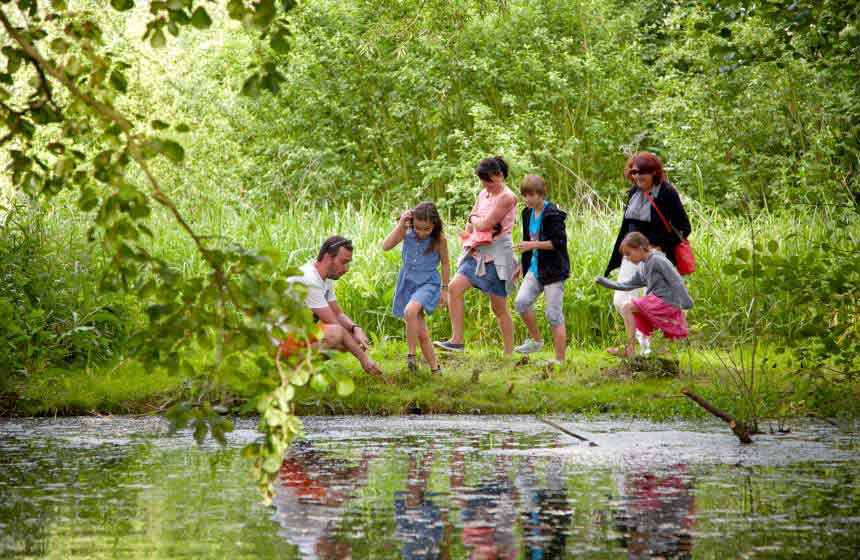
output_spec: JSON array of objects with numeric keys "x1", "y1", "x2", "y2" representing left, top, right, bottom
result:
[{"x1": 537, "y1": 417, "x2": 599, "y2": 447}]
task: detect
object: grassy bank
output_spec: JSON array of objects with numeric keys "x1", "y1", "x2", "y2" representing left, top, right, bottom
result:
[
  {"x1": 6, "y1": 201, "x2": 857, "y2": 423},
  {"x1": 6, "y1": 341, "x2": 857, "y2": 424}
]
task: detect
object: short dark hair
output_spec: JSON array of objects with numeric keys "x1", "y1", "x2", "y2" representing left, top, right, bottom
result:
[
  {"x1": 317, "y1": 235, "x2": 353, "y2": 261},
  {"x1": 475, "y1": 156, "x2": 509, "y2": 182},
  {"x1": 520, "y1": 174, "x2": 547, "y2": 197}
]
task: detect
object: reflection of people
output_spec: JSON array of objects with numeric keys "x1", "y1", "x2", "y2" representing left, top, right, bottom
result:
[
  {"x1": 450, "y1": 439, "x2": 519, "y2": 560},
  {"x1": 515, "y1": 458, "x2": 571, "y2": 559},
  {"x1": 611, "y1": 465, "x2": 696, "y2": 559},
  {"x1": 604, "y1": 152, "x2": 691, "y2": 355},
  {"x1": 394, "y1": 450, "x2": 448, "y2": 559},
  {"x1": 272, "y1": 442, "x2": 373, "y2": 559},
  {"x1": 284, "y1": 236, "x2": 383, "y2": 376}
]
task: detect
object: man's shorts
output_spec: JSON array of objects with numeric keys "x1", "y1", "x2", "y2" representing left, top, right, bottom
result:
[{"x1": 275, "y1": 322, "x2": 331, "y2": 359}]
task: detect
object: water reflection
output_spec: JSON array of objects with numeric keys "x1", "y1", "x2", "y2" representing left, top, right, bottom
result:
[
  {"x1": 611, "y1": 465, "x2": 695, "y2": 559},
  {"x1": 272, "y1": 441, "x2": 373, "y2": 559},
  {"x1": 394, "y1": 449, "x2": 448, "y2": 559},
  {"x1": 516, "y1": 458, "x2": 571, "y2": 559},
  {"x1": 451, "y1": 439, "x2": 519, "y2": 559},
  {"x1": 1, "y1": 416, "x2": 858, "y2": 559}
]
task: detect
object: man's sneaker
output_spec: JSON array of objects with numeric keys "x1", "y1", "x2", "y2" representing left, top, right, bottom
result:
[
  {"x1": 514, "y1": 338, "x2": 544, "y2": 354},
  {"x1": 434, "y1": 340, "x2": 465, "y2": 352}
]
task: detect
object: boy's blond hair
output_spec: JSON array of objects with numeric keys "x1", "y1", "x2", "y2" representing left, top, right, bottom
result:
[{"x1": 520, "y1": 174, "x2": 547, "y2": 197}]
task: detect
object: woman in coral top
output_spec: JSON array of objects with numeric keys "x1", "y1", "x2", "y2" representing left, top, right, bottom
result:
[{"x1": 435, "y1": 156, "x2": 518, "y2": 355}]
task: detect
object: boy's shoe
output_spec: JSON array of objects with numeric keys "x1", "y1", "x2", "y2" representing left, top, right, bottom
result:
[
  {"x1": 514, "y1": 338, "x2": 544, "y2": 354},
  {"x1": 434, "y1": 340, "x2": 465, "y2": 352},
  {"x1": 541, "y1": 358, "x2": 563, "y2": 367},
  {"x1": 406, "y1": 354, "x2": 418, "y2": 373}
]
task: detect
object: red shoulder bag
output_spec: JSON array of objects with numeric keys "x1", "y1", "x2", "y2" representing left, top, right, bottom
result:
[{"x1": 644, "y1": 192, "x2": 695, "y2": 275}]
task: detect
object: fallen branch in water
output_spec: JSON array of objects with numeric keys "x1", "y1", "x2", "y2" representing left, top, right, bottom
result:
[
  {"x1": 537, "y1": 417, "x2": 599, "y2": 447},
  {"x1": 681, "y1": 388, "x2": 753, "y2": 444}
]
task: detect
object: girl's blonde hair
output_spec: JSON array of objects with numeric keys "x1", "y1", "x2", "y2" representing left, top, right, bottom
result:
[{"x1": 619, "y1": 231, "x2": 651, "y2": 253}]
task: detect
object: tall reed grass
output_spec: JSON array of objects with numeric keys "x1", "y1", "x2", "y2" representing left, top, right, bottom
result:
[{"x1": 39, "y1": 191, "x2": 827, "y2": 351}]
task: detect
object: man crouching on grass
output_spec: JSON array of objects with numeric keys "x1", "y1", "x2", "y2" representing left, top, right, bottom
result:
[{"x1": 274, "y1": 236, "x2": 384, "y2": 378}]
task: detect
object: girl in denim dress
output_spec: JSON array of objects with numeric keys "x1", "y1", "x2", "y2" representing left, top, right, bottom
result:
[{"x1": 382, "y1": 202, "x2": 450, "y2": 374}]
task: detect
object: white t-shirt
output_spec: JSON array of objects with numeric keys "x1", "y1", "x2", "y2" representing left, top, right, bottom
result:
[{"x1": 290, "y1": 261, "x2": 336, "y2": 310}]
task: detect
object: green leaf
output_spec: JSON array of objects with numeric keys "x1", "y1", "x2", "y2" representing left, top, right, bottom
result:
[
  {"x1": 151, "y1": 28, "x2": 167, "y2": 49},
  {"x1": 270, "y1": 28, "x2": 291, "y2": 54},
  {"x1": 241, "y1": 73, "x2": 261, "y2": 98},
  {"x1": 310, "y1": 373, "x2": 330, "y2": 392},
  {"x1": 174, "y1": 122, "x2": 190, "y2": 132},
  {"x1": 768, "y1": 240, "x2": 779, "y2": 253},
  {"x1": 109, "y1": 70, "x2": 128, "y2": 93},
  {"x1": 31, "y1": 105, "x2": 63, "y2": 124},
  {"x1": 193, "y1": 420, "x2": 207, "y2": 443},
  {"x1": 2, "y1": 46, "x2": 22, "y2": 74},
  {"x1": 190, "y1": 7, "x2": 213, "y2": 29},
  {"x1": 227, "y1": 0, "x2": 246, "y2": 20},
  {"x1": 49, "y1": 38, "x2": 69, "y2": 54},
  {"x1": 336, "y1": 377, "x2": 355, "y2": 397},
  {"x1": 110, "y1": 0, "x2": 134, "y2": 11},
  {"x1": 161, "y1": 139, "x2": 185, "y2": 163},
  {"x1": 734, "y1": 247, "x2": 750, "y2": 262},
  {"x1": 285, "y1": 415, "x2": 303, "y2": 435},
  {"x1": 261, "y1": 454, "x2": 281, "y2": 473},
  {"x1": 151, "y1": 119, "x2": 170, "y2": 130}
]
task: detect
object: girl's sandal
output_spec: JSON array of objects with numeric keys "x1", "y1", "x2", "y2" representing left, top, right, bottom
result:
[
  {"x1": 430, "y1": 367, "x2": 442, "y2": 376},
  {"x1": 406, "y1": 353, "x2": 418, "y2": 373}
]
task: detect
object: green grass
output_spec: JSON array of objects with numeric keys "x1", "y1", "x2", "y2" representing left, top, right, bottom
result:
[{"x1": 8, "y1": 340, "x2": 857, "y2": 422}]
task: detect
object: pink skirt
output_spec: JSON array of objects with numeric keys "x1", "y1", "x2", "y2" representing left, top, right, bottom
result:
[{"x1": 633, "y1": 295, "x2": 689, "y2": 339}]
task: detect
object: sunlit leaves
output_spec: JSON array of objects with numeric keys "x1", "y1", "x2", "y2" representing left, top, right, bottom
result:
[{"x1": 0, "y1": 1, "x2": 345, "y2": 510}]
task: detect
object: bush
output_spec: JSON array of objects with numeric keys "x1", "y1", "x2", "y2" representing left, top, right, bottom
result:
[{"x1": 0, "y1": 204, "x2": 132, "y2": 376}]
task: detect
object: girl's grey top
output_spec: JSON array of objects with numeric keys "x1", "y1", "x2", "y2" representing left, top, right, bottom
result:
[{"x1": 597, "y1": 251, "x2": 693, "y2": 310}]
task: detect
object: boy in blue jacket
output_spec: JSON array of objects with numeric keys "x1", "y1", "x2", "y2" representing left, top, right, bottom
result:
[{"x1": 513, "y1": 175, "x2": 570, "y2": 365}]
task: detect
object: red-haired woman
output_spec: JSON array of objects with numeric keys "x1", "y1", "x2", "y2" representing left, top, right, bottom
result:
[{"x1": 604, "y1": 152, "x2": 691, "y2": 355}]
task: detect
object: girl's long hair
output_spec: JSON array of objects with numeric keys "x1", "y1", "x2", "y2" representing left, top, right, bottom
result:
[{"x1": 411, "y1": 201, "x2": 443, "y2": 255}]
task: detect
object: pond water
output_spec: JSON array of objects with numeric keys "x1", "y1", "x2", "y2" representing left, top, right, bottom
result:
[{"x1": 1, "y1": 415, "x2": 858, "y2": 559}]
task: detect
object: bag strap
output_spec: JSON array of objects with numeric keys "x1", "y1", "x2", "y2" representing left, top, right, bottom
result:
[{"x1": 643, "y1": 191, "x2": 685, "y2": 242}]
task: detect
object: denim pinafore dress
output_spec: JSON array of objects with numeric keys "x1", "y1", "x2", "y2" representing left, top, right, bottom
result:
[{"x1": 392, "y1": 229, "x2": 441, "y2": 318}]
